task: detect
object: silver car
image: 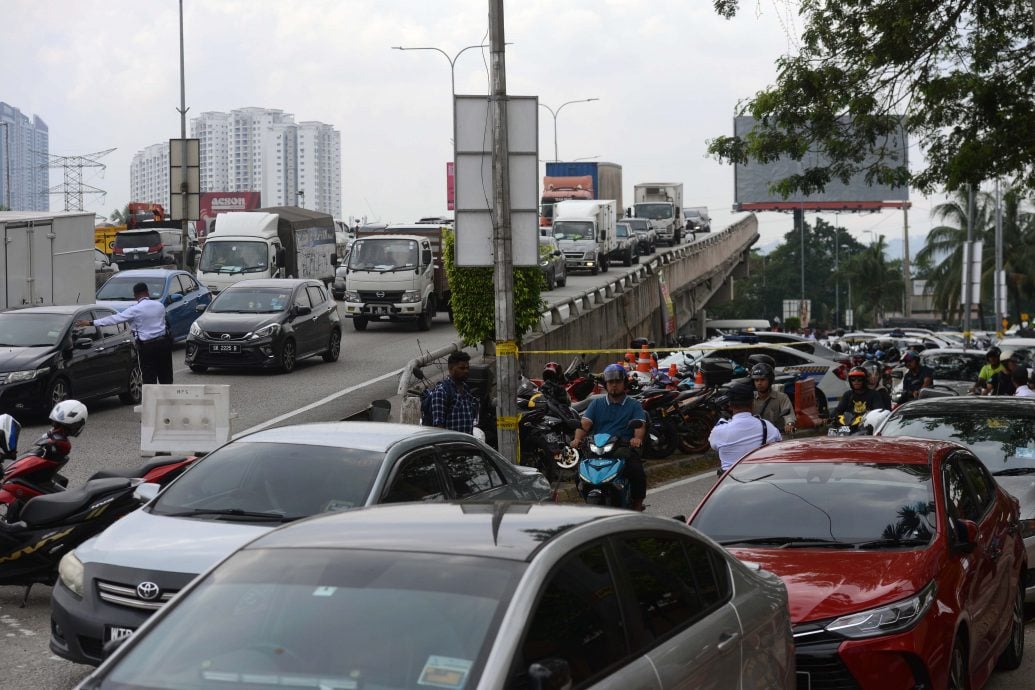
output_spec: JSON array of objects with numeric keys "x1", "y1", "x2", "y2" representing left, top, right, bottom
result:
[
  {"x1": 51, "y1": 422, "x2": 552, "y2": 665},
  {"x1": 78, "y1": 503, "x2": 795, "y2": 689},
  {"x1": 877, "y1": 396, "x2": 1035, "y2": 601}
]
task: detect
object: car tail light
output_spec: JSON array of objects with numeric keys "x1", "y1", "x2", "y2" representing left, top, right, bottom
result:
[
  {"x1": 148, "y1": 244, "x2": 163, "y2": 254},
  {"x1": 834, "y1": 364, "x2": 849, "y2": 380},
  {"x1": 112, "y1": 247, "x2": 124, "y2": 255}
]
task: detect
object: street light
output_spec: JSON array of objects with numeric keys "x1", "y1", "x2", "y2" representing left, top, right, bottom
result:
[
  {"x1": 392, "y1": 44, "x2": 494, "y2": 98},
  {"x1": 539, "y1": 98, "x2": 599, "y2": 162}
]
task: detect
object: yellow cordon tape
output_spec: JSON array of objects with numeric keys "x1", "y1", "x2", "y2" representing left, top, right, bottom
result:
[
  {"x1": 496, "y1": 340, "x2": 519, "y2": 357},
  {"x1": 496, "y1": 415, "x2": 519, "y2": 431},
  {"x1": 518, "y1": 343, "x2": 785, "y2": 355}
]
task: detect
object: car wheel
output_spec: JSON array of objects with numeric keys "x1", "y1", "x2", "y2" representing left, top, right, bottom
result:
[
  {"x1": 622, "y1": 250, "x2": 631, "y2": 267},
  {"x1": 322, "y1": 329, "x2": 341, "y2": 363},
  {"x1": 543, "y1": 270, "x2": 554, "y2": 291},
  {"x1": 590, "y1": 261, "x2": 599, "y2": 276},
  {"x1": 601, "y1": 254, "x2": 609, "y2": 272},
  {"x1": 556, "y1": 269, "x2": 567, "y2": 287},
  {"x1": 632, "y1": 250, "x2": 640, "y2": 264},
  {"x1": 46, "y1": 377, "x2": 70, "y2": 408},
  {"x1": 678, "y1": 411, "x2": 714, "y2": 455},
  {"x1": 996, "y1": 581, "x2": 1025, "y2": 670},
  {"x1": 119, "y1": 366, "x2": 143, "y2": 404},
  {"x1": 353, "y1": 316, "x2": 368, "y2": 332},
  {"x1": 417, "y1": 299, "x2": 433, "y2": 331},
  {"x1": 189, "y1": 364, "x2": 208, "y2": 373},
  {"x1": 948, "y1": 634, "x2": 969, "y2": 690},
  {"x1": 279, "y1": 338, "x2": 297, "y2": 373}
]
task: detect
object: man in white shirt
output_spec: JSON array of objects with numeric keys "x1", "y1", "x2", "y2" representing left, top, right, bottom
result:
[
  {"x1": 1014, "y1": 367, "x2": 1035, "y2": 397},
  {"x1": 710, "y1": 382, "x2": 781, "y2": 475}
]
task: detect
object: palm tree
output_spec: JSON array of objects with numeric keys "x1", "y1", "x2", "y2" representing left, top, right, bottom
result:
[
  {"x1": 109, "y1": 205, "x2": 130, "y2": 224},
  {"x1": 843, "y1": 235, "x2": 903, "y2": 326}
]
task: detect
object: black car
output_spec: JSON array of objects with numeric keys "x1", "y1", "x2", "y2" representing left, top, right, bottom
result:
[
  {"x1": 0, "y1": 305, "x2": 142, "y2": 415},
  {"x1": 112, "y1": 229, "x2": 167, "y2": 269},
  {"x1": 185, "y1": 279, "x2": 342, "y2": 374}
]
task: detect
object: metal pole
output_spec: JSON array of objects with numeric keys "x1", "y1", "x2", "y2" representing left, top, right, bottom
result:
[
  {"x1": 963, "y1": 185, "x2": 974, "y2": 343},
  {"x1": 489, "y1": 0, "x2": 517, "y2": 460},
  {"x1": 177, "y1": 0, "x2": 189, "y2": 270},
  {"x1": 796, "y1": 207, "x2": 805, "y2": 326},
  {"x1": 834, "y1": 211, "x2": 840, "y2": 329},
  {"x1": 995, "y1": 178, "x2": 1003, "y2": 334},
  {"x1": 902, "y1": 205, "x2": 912, "y2": 317},
  {"x1": 552, "y1": 109, "x2": 559, "y2": 162}
]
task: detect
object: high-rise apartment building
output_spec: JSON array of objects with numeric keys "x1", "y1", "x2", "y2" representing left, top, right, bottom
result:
[
  {"x1": 129, "y1": 142, "x2": 170, "y2": 206},
  {"x1": 191, "y1": 111, "x2": 229, "y2": 193},
  {"x1": 0, "y1": 102, "x2": 50, "y2": 211}
]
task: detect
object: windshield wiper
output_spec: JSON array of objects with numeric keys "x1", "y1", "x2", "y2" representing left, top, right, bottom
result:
[
  {"x1": 992, "y1": 467, "x2": 1035, "y2": 476},
  {"x1": 161, "y1": 508, "x2": 299, "y2": 522},
  {"x1": 719, "y1": 536, "x2": 831, "y2": 546},
  {"x1": 853, "y1": 538, "x2": 930, "y2": 549}
]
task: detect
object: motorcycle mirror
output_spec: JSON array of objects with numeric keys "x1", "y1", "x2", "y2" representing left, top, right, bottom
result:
[{"x1": 133, "y1": 482, "x2": 161, "y2": 504}]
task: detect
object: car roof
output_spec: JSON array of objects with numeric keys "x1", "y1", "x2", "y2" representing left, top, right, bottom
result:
[
  {"x1": 222, "y1": 278, "x2": 311, "y2": 289},
  {"x1": 0, "y1": 304, "x2": 85, "y2": 315},
  {"x1": 739, "y1": 436, "x2": 959, "y2": 465},
  {"x1": 238, "y1": 421, "x2": 462, "y2": 453},
  {"x1": 889, "y1": 396, "x2": 1035, "y2": 417},
  {"x1": 104, "y1": 268, "x2": 184, "y2": 278},
  {"x1": 919, "y1": 348, "x2": 984, "y2": 357},
  {"x1": 244, "y1": 502, "x2": 626, "y2": 561},
  {"x1": 116, "y1": 228, "x2": 162, "y2": 235}
]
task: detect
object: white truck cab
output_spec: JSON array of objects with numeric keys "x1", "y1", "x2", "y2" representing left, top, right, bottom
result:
[
  {"x1": 196, "y1": 213, "x2": 281, "y2": 294},
  {"x1": 551, "y1": 199, "x2": 617, "y2": 275}
]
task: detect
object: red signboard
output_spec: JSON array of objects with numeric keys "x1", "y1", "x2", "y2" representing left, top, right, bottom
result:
[
  {"x1": 198, "y1": 192, "x2": 261, "y2": 236},
  {"x1": 446, "y1": 162, "x2": 455, "y2": 211}
]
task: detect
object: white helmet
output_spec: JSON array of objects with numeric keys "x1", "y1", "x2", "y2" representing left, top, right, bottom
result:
[{"x1": 49, "y1": 400, "x2": 88, "y2": 436}]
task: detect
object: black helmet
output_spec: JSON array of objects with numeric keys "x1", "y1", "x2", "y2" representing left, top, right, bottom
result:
[
  {"x1": 848, "y1": 366, "x2": 868, "y2": 386},
  {"x1": 747, "y1": 353, "x2": 776, "y2": 368},
  {"x1": 542, "y1": 361, "x2": 562, "y2": 383},
  {"x1": 750, "y1": 363, "x2": 775, "y2": 382},
  {"x1": 986, "y1": 347, "x2": 1001, "y2": 359}
]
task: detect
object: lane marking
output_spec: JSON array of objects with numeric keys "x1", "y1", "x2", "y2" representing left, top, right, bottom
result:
[
  {"x1": 646, "y1": 469, "x2": 716, "y2": 495},
  {"x1": 233, "y1": 368, "x2": 403, "y2": 438}
]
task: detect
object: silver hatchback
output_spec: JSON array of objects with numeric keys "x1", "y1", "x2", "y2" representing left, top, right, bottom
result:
[{"x1": 79, "y1": 503, "x2": 795, "y2": 689}]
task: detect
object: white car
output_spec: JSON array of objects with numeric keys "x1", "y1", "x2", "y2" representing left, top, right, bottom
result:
[{"x1": 660, "y1": 336, "x2": 849, "y2": 413}]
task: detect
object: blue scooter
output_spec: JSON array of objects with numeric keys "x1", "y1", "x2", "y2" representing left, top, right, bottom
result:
[{"x1": 577, "y1": 420, "x2": 643, "y2": 508}]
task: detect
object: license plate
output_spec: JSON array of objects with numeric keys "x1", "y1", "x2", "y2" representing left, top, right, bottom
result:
[
  {"x1": 796, "y1": 671, "x2": 811, "y2": 690},
  {"x1": 371, "y1": 305, "x2": 390, "y2": 315},
  {"x1": 105, "y1": 625, "x2": 135, "y2": 643},
  {"x1": 209, "y1": 343, "x2": 240, "y2": 353}
]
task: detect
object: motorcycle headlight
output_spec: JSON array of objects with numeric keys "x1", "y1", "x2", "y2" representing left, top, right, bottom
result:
[
  {"x1": 826, "y1": 581, "x2": 936, "y2": 639},
  {"x1": 343, "y1": 291, "x2": 360, "y2": 302},
  {"x1": 5, "y1": 368, "x2": 44, "y2": 383},
  {"x1": 249, "y1": 323, "x2": 280, "y2": 339},
  {"x1": 58, "y1": 552, "x2": 85, "y2": 597},
  {"x1": 189, "y1": 321, "x2": 201, "y2": 337},
  {"x1": 589, "y1": 441, "x2": 615, "y2": 455},
  {"x1": 400, "y1": 290, "x2": 422, "y2": 303}
]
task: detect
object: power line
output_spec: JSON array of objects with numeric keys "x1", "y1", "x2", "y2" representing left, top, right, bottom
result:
[{"x1": 47, "y1": 148, "x2": 115, "y2": 211}]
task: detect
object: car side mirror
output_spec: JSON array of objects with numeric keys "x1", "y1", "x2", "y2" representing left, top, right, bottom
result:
[
  {"x1": 330, "y1": 253, "x2": 338, "y2": 266},
  {"x1": 195, "y1": 303, "x2": 207, "y2": 313},
  {"x1": 552, "y1": 250, "x2": 561, "y2": 257},
  {"x1": 953, "y1": 518, "x2": 978, "y2": 553},
  {"x1": 528, "y1": 659, "x2": 572, "y2": 690},
  {"x1": 167, "y1": 293, "x2": 183, "y2": 304},
  {"x1": 74, "y1": 337, "x2": 94, "y2": 349},
  {"x1": 599, "y1": 232, "x2": 606, "y2": 242},
  {"x1": 134, "y1": 482, "x2": 161, "y2": 504},
  {"x1": 294, "y1": 305, "x2": 312, "y2": 317},
  {"x1": 276, "y1": 247, "x2": 286, "y2": 267}
]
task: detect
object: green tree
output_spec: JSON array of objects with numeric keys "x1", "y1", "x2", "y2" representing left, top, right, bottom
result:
[
  {"x1": 109, "y1": 205, "x2": 130, "y2": 224},
  {"x1": 709, "y1": 1, "x2": 1035, "y2": 196},
  {"x1": 843, "y1": 235, "x2": 904, "y2": 326}
]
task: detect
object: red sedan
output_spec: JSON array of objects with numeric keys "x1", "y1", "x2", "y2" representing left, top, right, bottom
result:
[{"x1": 689, "y1": 437, "x2": 1026, "y2": 690}]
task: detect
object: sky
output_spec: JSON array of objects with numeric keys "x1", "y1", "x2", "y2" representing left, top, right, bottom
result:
[{"x1": 2, "y1": 0, "x2": 955, "y2": 250}]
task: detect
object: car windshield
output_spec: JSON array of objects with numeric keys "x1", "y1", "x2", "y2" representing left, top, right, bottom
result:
[
  {"x1": 692, "y1": 462, "x2": 936, "y2": 546},
  {"x1": 151, "y1": 441, "x2": 384, "y2": 520},
  {"x1": 880, "y1": 412, "x2": 1035, "y2": 474},
  {"x1": 0, "y1": 312, "x2": 70, "y2": 347},
  {"x1": 347, "y1": 239, "x2": 419, "y2": 272},
  {"x1": 114, "y1": 231, "x2": 161, "y2": 249},
  {"x1": 634, "y1": 203, "x2": 673, "y2": 220},
  {"x1": 552, "y1": 221, "x2": 594, "y2": 241},
  {"x1": 616, "y1": 224, "x2": 630, "y2": 237},
  {"x1": 919, "y1": 353, "x2": 983, "y2": 380},
  {"x1": 624, "y1": 219, "x2": 646, "y2": 231},
  {"x1": 199, "y1": 240, "x2": 269, "y2": 274},
  {"x1": 96, "y1": 277, "x2": 165, "y2": 301},
  {"x1": 209, "y1": 288, "x2": 293, "y2": 314},
  {"x1": 95, "y1": 548, "x2": 522, "y2": 690}
]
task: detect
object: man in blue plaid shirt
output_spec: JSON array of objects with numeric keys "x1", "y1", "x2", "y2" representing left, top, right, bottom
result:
[{"x1": 430, "y1": 351, "x2": 479, "y2": 434}]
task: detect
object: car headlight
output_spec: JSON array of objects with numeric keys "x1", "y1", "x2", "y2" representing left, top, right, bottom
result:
[
  {"x1": 5, "y1": 368, "x2": 44, "y2": 383},
  {"x1": 189, "y1": 321, "x2": 202, "y2": 337},
  {"x1": 400, "y1": 290, "x2": 422, "y2": 303},
  {"x1": 249, "y1": 323, "x2": 280, "y2": 339},
  {"x1": 58, "y1": 552, "x2": 85, "y2": 597},
  {"x1": 343, "y1": 291, "x2": 360, "y2": 302},
  {"x1": 826, "y1": 581, "x2": 936, "y2": 639}
]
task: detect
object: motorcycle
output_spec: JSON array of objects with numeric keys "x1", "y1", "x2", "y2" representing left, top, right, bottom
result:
[
  {"x1": 827, "y1": 409, "x2": 889, "y2": 436},
  {"x1": 518, "y1": 393, "x2": 581, "y2": 482},
  {"x1": 0, "y1": 413, "x2": 195, "y2": 521},
  {"x1": 636, "y1": 387, "x2": 691, "y2": 460},
  {"x1": 0, "y1": 476, "x2": 144, "y2": 605},
  {"x1": 577, "y1": 420, "x2": 644, "y2": 508}
]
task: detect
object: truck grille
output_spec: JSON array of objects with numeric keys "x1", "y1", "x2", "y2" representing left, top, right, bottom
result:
[
  {"x1": 96, "y1": 579, "x2": 179, "y2": 611},
  {"x1": 563, "y1": 252, "x2": 585, "y2": 261},
  {"x1": 358, "y1": 291, "x2": 403, "y2": 302}
]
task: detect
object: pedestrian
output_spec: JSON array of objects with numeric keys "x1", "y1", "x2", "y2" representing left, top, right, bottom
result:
[
  {"x1": 710, "y1": 382, "x2": 781, "y2": 476},
  {"x1": 75, "y1": 281, "x2": 172, "y2": 384},
  {"x1": 428, "y1": 351, "x2": 480, "y2": 434},
  {"x1": 750, "y1": 363, "x2": 795, "y2": 435},
  {"x1": 987, "y1": 353, "x2": 1018, "y2": 396},
  {"x1": 898, "y1": 351, "x2": 934, "y2": 404},
  {"x1": 974, "y1": 347, "x2": 1004, "y2": 394},
  {"x1": 1013, "y1": 367, "x2": 1035, "y2": 397}
]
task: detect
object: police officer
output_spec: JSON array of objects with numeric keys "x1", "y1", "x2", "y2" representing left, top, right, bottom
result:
[
  {"x1": 76, "y1": 282, "x2": 173, "y2": 384},
  {"x1": 711, "y1": 382, "x2": 781, "y2": 475}
]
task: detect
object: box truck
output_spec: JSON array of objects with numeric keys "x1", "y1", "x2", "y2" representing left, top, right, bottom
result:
[
  {"x1": 540, "y1": 161, "x2": 622, "y2": 227},
  {"x1": 1, "y1": 211, "x2": 96, "y2": 309},
  {"x1": 633, "y1": 183, "x2": 684, "y2": 245},
  {"x1": 197, "y1": 206, "x2": 337, "y2": 293},
  {"x1": 551, "y1": 200, "x2": 617, "y2": 275}
]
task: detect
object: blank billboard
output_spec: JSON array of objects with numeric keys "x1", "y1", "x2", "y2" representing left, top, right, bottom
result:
[{"x1": 733, "y1": 116, "x2": 909, "y2": 208}]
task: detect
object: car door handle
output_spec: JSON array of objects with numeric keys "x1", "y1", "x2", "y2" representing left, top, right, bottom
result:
[
  {"x1": 93, "y1": 346, "x2": 106, "y2": 352},
  {"x1": 717, "y1": 631, "x2": 739, "y2": 651}
]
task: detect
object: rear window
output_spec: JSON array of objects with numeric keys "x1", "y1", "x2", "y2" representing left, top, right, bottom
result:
[{"x1": 115, "y1": 231, "x2": 161, "y2": 249}]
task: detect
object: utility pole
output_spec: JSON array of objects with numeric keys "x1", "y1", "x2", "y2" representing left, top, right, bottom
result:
[
  {"x1": 177, "y1": 0, "x2": 189, "y2": 270},
  {"x1": 963, "y1": 185, "x2": 974, "y2": 343},
  {"x1": 902, "y1": 205, "x2": 912, "y2": 317},
  {"x1": 834, "y1": 211, "x2": 840, "y2": 330},
  {"x1": 488, "y1": 0, "x2": 518, "y2": 460},
  {"x1": 994, "y1": 178, "x2": 1004, "y2": 334}
]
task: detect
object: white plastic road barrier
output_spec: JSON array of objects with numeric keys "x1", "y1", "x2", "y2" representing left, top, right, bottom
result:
[{"x1": 140, "y1": 384, "x2": 231, "y2": 455}]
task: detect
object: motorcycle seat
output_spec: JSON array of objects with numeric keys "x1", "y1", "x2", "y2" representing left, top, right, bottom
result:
[
  {"x1": 89, "y1": 456, "x2": 191, "y2": 481},
  {"x1": 18, "y1": 478, "x2": 132, "y2": 527}
]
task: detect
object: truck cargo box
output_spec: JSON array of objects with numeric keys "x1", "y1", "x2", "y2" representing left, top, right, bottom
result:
[{"x1": 1, "y1": 211, "x2": 96, "y2": 309}]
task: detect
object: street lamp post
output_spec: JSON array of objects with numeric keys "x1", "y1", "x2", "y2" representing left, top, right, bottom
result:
[
  {"x1": 392, "y1": 44, "x2": 493, "y2": 100},
  {"x1": 538, "y1": 99, "x2": 599, "y2": 162}
]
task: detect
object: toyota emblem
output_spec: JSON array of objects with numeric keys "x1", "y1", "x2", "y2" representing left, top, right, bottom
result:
[
  {"x1": 376, "y1": 291, "x2": 385, "y2": 298},
  {"x1": 136, "y1": 581, "x2": 161, "y2": 601},
  {"x1": 221, "y1": 333, "x2": 231, "y2": 340}
]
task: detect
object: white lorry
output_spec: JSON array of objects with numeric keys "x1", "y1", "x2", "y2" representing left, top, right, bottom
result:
[
  {"x1": 196, "y1": 206, "x2": 338, "y2": 294},
  {"x1": 551, "y1": 200, "x2": 617, "y2": 275},
  {"x1": 339, "y1": 224, "x2": 449, "y2": 332},
  {"x1": 633, "y1": 183, "x2": 684, "y2": 246},
  {"x1": 0, "y1": 211, "x2": 95, "y2": 309}
]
